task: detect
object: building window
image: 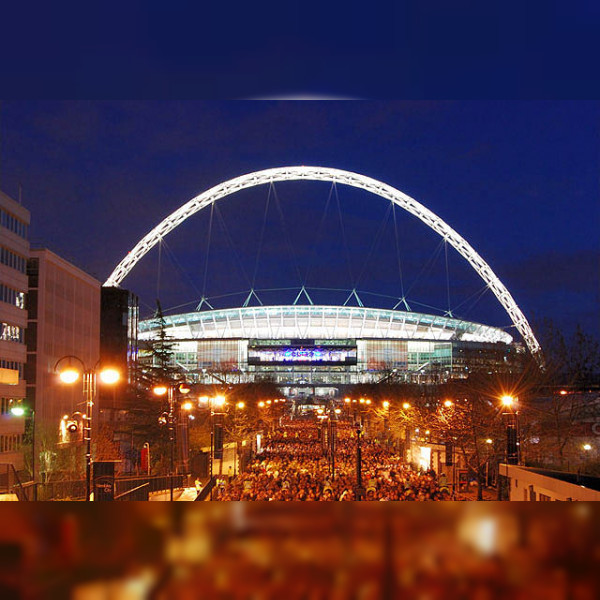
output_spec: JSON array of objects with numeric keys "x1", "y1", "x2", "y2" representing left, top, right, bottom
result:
[
  {"x1": 1, "y1": 397, "x2": 24, "y2": 415},
  {"x1": 0, "y1": 246, "x2": 26, "y2": 273},
  {"x1": 0, "y1": 434, "x2": 23, "y2": 453},
  {"x1": 0, "y1": 207, "x2": 28, "y2": 239},
  {"x1": 0, "y1": 322, "x2": 24, "y2": 343},
  {"x1": 0, "y1": 284, "x2": 26, "y2": 309},
  {"x1": 0, "y1": 360, "x2": 24, "y2": 379}
]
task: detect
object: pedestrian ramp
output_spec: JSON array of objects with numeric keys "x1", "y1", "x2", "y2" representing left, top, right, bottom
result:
[{"x1": 177, "y1": 487, "x2": 200, "y2": 501}]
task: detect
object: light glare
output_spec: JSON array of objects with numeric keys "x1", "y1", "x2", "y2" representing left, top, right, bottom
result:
[
  {"x1": 100, "y1": 368, "x2": 120, "y2": 385},
  {"x1": 59, "y1": 368, "x2": 80, "y2": 384},
  {"x1": 501, "y1": 395, "x2": 515, "y2": 407}
]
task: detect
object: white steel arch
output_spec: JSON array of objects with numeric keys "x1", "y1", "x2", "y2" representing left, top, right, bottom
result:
[{"x1": 104, "y1": 166, "x2": 543, "y2": 364}]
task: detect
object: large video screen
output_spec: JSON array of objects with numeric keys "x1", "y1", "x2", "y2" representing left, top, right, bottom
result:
[{"x1": 248, "y1": 344, "x2": 357, "y2": 366}]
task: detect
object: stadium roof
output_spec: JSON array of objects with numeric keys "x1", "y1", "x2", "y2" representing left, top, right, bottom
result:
[{"x1": 139, "y1": 305, "x2": 513, "y2": 345}]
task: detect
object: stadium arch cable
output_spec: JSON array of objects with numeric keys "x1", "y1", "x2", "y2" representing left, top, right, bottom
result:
[{"x1": 103, "y1": 166, "x2": 544, "y2": 366}]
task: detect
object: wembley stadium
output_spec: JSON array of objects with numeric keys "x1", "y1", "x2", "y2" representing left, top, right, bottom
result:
[
  {"x1": 137, "y1": 304, "x2": 525, "y2": 398},
  {"x1": 106, "y1": 166, "x2": 539, "y2": 399}
]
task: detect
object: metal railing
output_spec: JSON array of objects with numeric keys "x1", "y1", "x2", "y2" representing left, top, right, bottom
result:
[
  {"x1": 36, "y1": 479, "x2": 86, "y2": 501},
  {"x1": 116, "y1": 474, "x2": 185, "y2": 500},
  {"x1": 0, "y1": 464, "x2": 36, "y2": 500},
  {"x1": 195, "y1": 476, "x2": 217, "y2": 501},
  {"x1": 16, "y1": 474, "x2": 187, "y2": 501}
]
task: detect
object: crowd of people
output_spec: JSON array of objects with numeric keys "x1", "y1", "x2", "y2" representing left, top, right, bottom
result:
[{"x1": 215, "y1": 418, "x2": 452, "y2": 501}]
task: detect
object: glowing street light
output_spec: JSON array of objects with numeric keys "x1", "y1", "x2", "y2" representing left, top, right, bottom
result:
[
  {"x1": 382, "y1": 400, "x2": 390, "y2": 409},
  {"x1": 500, "y1": 395, "x2": 519, "y2": 465},
  {"x1": 583, "y1": 443, "x2": 592, "y2": 451},
  {"x1": 152, "y1": 382, "x2": 194, "y2": 500},
  {"x1": 55, "y1": 356, "x2": 120, "y2": 501},
  {"x1": 236, "y1": 401, "x2": 245, "y2": 409},
  {"x1": 501, "y1": 395, "x2": 515, "y2": 408},
  {"x1": 402, "y1": 402, "x2": 411, "y2": 410},
  {"x1": 444, "y1": 399, "x2": 453, "y2": 408},
  {"x1": 10, "y1": 402, "x2": 36, "y2": 493},
  {"x1": 198, "y1": 394, "x2": 228, "y2": 499},
  {"x1": 99, "y1": 368, "x2": 120, "y2": 385},
  {"x1": 59, "y1": 368, "x2": 80, "y2": 384}
]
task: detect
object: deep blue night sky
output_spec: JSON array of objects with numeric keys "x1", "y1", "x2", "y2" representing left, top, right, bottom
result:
[{"x1": 0, "y1": 101, "x2": 597, "y2": 342}]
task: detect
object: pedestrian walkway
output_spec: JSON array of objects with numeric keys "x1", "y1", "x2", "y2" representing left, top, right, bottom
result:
[
  {"x1": 176, "y1": 487, "x2": 200, "y2": 501},
  {"x1": 456, "y1": 486, "x2": 498, "y2": 501}
]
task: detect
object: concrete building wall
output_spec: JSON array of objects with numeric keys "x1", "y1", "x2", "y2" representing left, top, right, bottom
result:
[
  {"x1": 26, "y1": 249, "x2": 100, "y2": 451},
  {"x1": 499, "y1": 464, "x2": 600, "y2": 501},
  {"x1": 0, "y1": 190, "x2": 29, "y2": 471}
]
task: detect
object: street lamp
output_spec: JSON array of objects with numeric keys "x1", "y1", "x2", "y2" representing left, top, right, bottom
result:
[
  {"x1": 10, "y1": 402, "x2": 36, "y2": 496},
  {"x1": 500, "y1": 395, "x2": 519, "y2": 465},
  {"x1": 582, "y1": 443, "x2": 592, "y2": 475},
  {"x1": 355, "y1": 420, "x2": 365, "y2": 500},
  {"x1": 55, "y1": 356, "x2": 120, "y2": 501},
  {"x1": 325, "y1": 403, "x2": 341, "y2": 479},
  {"x1": 153, "y1": 382, "x2": 191, "y2": 501},
  {"x1": 382, "y1": 400, "x2": 391, "y2": 445},
  {"x1": 142, "y1": 442, "x2": 151, "y2": 476},
  {"x1": 206, "y1": 395, "x2": 227, "y2": 499}
]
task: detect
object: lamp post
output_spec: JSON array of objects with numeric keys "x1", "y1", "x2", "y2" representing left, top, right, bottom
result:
[
  {"x1": 142, "y1": 442, "x2": 151, "y2": 476},
  {"x1": 355, "y1": 420, "x2": 365, "y2": 500},
  {"x1": 485, "y1": 438, "x2": 493, "y2": 487},
  {"x1": 200, "y1": 395, "x2": 226, "y2": 499},
  {"x1": 501, "y1": 395, "x2": 519, "y2": 465},
  {"x1": 382, "y1": 401, "x2": 390, "y2": 445},
  {"x1": 582, "y1": 443, "x2": 592, "y2": 475},
  {"x1": 153, "y1": 382, "x2": 191, "y2": 501},
  {"x1": 55, "y1": 356, "x2": 120, "y2": 501},
  {"x1": 9, "y1": 403, "x2": 35, "y2": 497},
  {"x1": 330, "y1": 407, "x2": 341, "y2": 479}
]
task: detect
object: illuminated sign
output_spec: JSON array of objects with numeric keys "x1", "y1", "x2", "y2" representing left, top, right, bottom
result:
[{"x1": 248, "y1": 345, "x2": 357, "y2": 366}]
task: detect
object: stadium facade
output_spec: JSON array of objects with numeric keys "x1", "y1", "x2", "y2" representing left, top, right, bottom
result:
[{"x1": 139, "y1": 304, "x2": 525, "y2": 399}]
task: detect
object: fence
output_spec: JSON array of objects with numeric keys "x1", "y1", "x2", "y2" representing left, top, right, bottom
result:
[
  {"x1": 0, "y1": 464, "x2": 36, "y2": 500},
  {"x1": 195, "y1": 476, "x2": 217, "y2": 501},
  {"x1": 115, "y1": 475, "x2": 186, "y2": 501},
  {"x1": 8, "y1": 474, "x2": 187, "y2": 501}
]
